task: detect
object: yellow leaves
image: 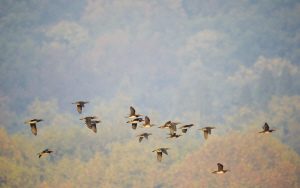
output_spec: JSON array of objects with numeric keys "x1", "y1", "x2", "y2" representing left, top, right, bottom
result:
[{"x1": 173, "y1": 130, "x2": 300, "y2": 188}]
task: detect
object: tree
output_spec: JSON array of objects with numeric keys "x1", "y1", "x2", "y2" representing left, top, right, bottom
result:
[{"x1": 171, "y1": 130, "x2": 300, "y2": 188}]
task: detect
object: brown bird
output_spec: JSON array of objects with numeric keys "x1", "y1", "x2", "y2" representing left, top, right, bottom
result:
[
  {"x1": 125, "y1": 106, "x2": 142, "y2": 118},
  {"x1": 136, "y1": 133, "x2": 152, "y2": 143},
  {"x1": 259, "y1": 122, "x2": 276, "y2": 133},
  {"x1": 199, "y1": 127, "x2": 216, "y2": 140},
  {"x1": 140, "y1": 116, "x2": 156, "y2": 128},
  {"x1": 212, "y1": 163, "x2": 230, "y2": 174},
  {"x1": 80, "y1": 116, "x2": 98, "y2": 129},
  {"x1": 166, "y1": 121, "x2": 181, "y2": 135},
  {"x1": 37, "y1": 149, "x2": 54, "y2": 158},
  {"x1": 179, "y1": 124, "x2": 195, "y2": 133},
  {"x1": 152, "y1": 148, "x2": 170, "y2": 162},
  {"x1": 24, "y1": 119, "x2": 43, "y2": 136},
  {"x1": 72, "y1": 101, "x2": 89, "y2": 114},
  {"x1": 166, "y1": 133, "x2": 183, "y2": 139},
  {"x1": 127, "y1": 118, "x2": 145, "y2": 130},
  {"x1": 158, "y1": 125, "x2": 170, "y2": 129}
]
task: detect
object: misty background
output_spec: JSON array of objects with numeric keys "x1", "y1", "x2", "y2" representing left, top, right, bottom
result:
[{"x1": 0, "y1": 0, "x2": 300, "y2": 187}]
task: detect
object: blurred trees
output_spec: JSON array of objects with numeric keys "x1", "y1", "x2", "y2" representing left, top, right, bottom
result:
[
  {"x1": 171, "y1": 130, "x2": 300, "y2": 188},
  {"x1": 1, "y1": 0, "x2": 300, "y2": 186},
  {"x1": 0, "y1": 126, "x2": 299, "y2": 187}
]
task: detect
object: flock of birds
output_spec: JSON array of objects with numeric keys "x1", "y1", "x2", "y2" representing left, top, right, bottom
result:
[{"x1": 24, "y1": 101, "x2": 276, "y2": 174}]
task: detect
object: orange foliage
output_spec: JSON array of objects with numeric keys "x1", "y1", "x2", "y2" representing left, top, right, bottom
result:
[{"x1": 171, "y1": 129, "x2": 300, "y2": 188}]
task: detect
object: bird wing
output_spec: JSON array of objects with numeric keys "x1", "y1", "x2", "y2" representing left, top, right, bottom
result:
[
  {"x1": 91, "y1": 124, "x2": 97, "y2": 133},
  {"x1": 86, "y1": 123, "x2": 92, "y2": 129},
  {"x1": 217, "y1": 163, "x2": 223, "y2": 171},
  {"x1": 263, "y1": 123, "x2": 269, "y2": 131},
  {"x1": 144, "y1": 133, "x2": 149, "y2": 139},
  {"x1": 161, "y1": 148, "x2": 168, "y2": 155},
  {"x1": 77, "y1": 105, "x2": 82, "y2": 114},
  {"x1": 164, "y1": 121, "x2": 171, "y2": 126},
  {"x1": 130, "y1": 106, "x2": 135, "y2": 115},
  {"x1": 207, "y1": 128, "x2": 212, "y2": 134},
  {"x1": 169, "y1": 127, "x2": 175, "y2": 135},
  {"x1": 139, "y1": 137, "x2": 143, "y2": 143},
  {"x1": 157, "y1": 152, "x2": 162, "y2": 162},
  {"x1": 132, "y1": 123, "x2": 137, "y2": 130},
  {"x1": 171, "y1": 124, "x2": 177, "y2": 131},
  {"x1": 145, "y1": 116, "x2": 150, "y2": 125},
  {"x1": 30, "y1": 123, "x2": 37, "y2": 136},
  {"x1": 86, "y1": 118, "x2": 92, "y2": 128},
  {"x1": 204, "y1": 130, "x2": 208, "y2": 140},
  {"x1": 182, "y1": 129, "x2": 187, "y2": 133}
]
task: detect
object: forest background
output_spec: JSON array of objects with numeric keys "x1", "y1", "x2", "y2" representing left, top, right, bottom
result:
[{"x1": 0, "y1": 0, "x2": 300, "y2": 187}]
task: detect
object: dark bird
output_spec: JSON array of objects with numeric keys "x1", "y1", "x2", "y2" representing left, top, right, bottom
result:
[
  {"x1": 80, "y1": 116, "x2": 98, "y2": 129},
  {"x1": 127, "y1": 118, "x2": 145, "y2": 130},
  {"x1": 37, "y1": 149, "x2": 54, "y2": 158},
  {"x1": 140, "y1": 116, "x2": 156, "y2": 128},
  {"x1": 166, "y1": 133, "x2": 183, "y2": 139},
  {"x1": 24, "y1": 119, "x2": 43, "y2": 136},
  {"x1": 199, "y1": 127, "x2": 216, "y2": 140},
  {"x1": 137, "y1": 133, "x2": 152, "y2": 143},
  {"x1": 259, "y1": 122, "x2": 276, "y2": 133},
  {"x1": 179, "y1": 124, "x2": 195, "y2": 133},
  {"x1": 152, "y1": 148, "x2": 170, "y2": 162},
  {"x1": 72, "y1": 101, "x2": 89, "y2": 114},
  {"x1": 125, "y1": 106, "x2": 142, "y2": 119},
  {"x1": 212, "y1": 163, "x2": 230, "y2": 174}
]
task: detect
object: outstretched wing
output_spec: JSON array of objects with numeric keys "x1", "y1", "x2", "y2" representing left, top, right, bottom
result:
[
  {"x1": 91, "y1": 124, "x2": 97, "y2": 133},
  {"x1": 30, "y1": 123, "x2": 37, "y2": 136},
  {"x1": 130, "y1": 106, "x2": 135, "y2": 116},
  {"x1": 207, "y1": 128, "x2": 212, "y2": 134},
  {"x1": 77, "y1": 105, "x2": 82, "y2": 114},
  {"x1": 144, "y1": 133, "x2": 149, "y2": 139},
  {"x1": 161, "y1": 148, "x2": 168, "y2": 155},
  {"x1": 132, "y1": 123, "x2": 137, "y2": 130},
  {"x1": 139, "y1": 137, "x2": 143, "y2": 143},
  {"x1": 164, "y1": 121, "x2": 171, "y2": 126},
  {"x1": 217, "y1": 163, "x2": 224, "y2": 171},
  {"x1": 204, "y1": 130, "x2": 208, "y2": 140},
  {"x1": 86, "y1": 123, "x2": 92, "y2": 129},
  {"x1": 157, "y1": 152, "x2": 162, "y2": 162},
  {"x1": 169, "y1": 127, "x2": 175, "y2": 135},
  {"x1": 263, "y1": 123, "x2": 269, "y2": 131},
  {"x1": 145, "y1": 116, "x2": 150, "y2": 125},
  {"x1": 171, "y1": 124, "x2": 177, "y2": 131}
]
